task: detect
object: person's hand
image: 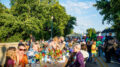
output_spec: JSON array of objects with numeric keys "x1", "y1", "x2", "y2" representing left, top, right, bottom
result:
[
  {"x1": 107, "y1": 46, "x2": 113, "y2": 52},
  {"x1": 113, "y1": 43, "x2": 118, "y2": 47}
]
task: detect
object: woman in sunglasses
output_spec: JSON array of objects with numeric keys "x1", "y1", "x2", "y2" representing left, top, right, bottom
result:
[{"x1": 16, "y1": 44, "x2": 28, "y2": 67}]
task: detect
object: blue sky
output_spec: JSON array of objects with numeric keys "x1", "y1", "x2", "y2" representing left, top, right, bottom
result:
[
  {"x1": 1, "y1": 0, "x2": 111, "y2": 34},
  {"x1": 0, "y1": 0, "x2": 10, "y2": 8}
]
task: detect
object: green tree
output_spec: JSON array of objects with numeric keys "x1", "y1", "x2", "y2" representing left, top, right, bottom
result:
[
  {"x1": 0, "y1": 3, "x2": 6, "y2": 13},
  {"x1": 86, "y1": 28, "x2": 96, "y2": 40},
  {"x1": 0, "y1": 0, "x2": 76, "y2": 42},
  {"x1": 0, "y1": 6, "x2": 22, "y2": 42},
  {"x1": 94, "y1": 0, "x2": 120, "y2": 40},
  {"x1": 64, "y1": 16, "x2": 76, "y2": 36}
]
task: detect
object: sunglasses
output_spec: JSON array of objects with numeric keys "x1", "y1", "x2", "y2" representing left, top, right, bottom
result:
[{"x1": 19, "y1": 49, "x2": 26, "y2": 51}]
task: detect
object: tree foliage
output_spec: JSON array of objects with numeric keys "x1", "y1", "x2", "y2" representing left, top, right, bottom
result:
[
  {"x1": 0, "y1": 0, "x2": 76, "y2": 42},
  {"x1": 94, "y1": 0, "x2": 120, "y2": 40},
  {"x1": 86, "y1": 28, "x2": 96, "y2": 40},
  {"x1": 64, "y1": 16, "x2": 76, "y2": 36}
]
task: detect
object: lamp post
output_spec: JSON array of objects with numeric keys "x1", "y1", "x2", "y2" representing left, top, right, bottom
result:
[{"x1": 51, "y1": 16, "x2": 53, "y2": 40}]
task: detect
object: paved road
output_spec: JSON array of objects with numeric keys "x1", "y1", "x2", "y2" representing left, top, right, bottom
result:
[
  {"x1": 86, "y1": 56, "x2": 120, "y2": 67},
  {"x1": 41, "y1": 56, "x2": 120, "y2": 67}
]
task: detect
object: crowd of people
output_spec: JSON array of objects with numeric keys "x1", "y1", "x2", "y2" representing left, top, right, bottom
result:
[{"x1": 4, "y1": 33, "x2": 120, "y2": 67}]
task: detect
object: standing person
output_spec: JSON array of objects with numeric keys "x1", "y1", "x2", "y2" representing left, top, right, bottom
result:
[
  {"x1": 91, "y1": 41, "x2": 97, "y2": 63},
  {"x1": 96, "y1": 37, "x2": 103, "y2": 56},
  {"x1": 77, "y1": 37, "x2": 81, "y2": 43},
  {"x1": 30, "y1": 34, "x2": 35, "y2": 48},
  {"x1": 104, "y1": 33, "x2": 114, "y2": 63},
  {"x1": 17, "y1": 44, "x2": 28, "y2": 67},
  {"x1": 5, "y1": 47, "x2": 17, "y2": 67},
  {"x1": 81, "y1": 35, "x2": 86, "y2": 42},
  {"x1": 30, "y1": 34, "x2": 35, "y2": 42},
  {"x1": 87, "y1": 41, "x2": 92, "y2": 62},
  {"x1": 68, "y1": 43, "x2": 73, "y2": 54},
  {"x1": 65, "y1": 43, "x2": 85, "y2": 67}
]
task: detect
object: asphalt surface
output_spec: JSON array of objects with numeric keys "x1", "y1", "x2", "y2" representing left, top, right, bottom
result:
[
  {"x1": 40, "y1": 56, "x2": 120, "y2": 67},
  {"x1": 86, "y1": 56, "x2": 120, "y2": 67}
]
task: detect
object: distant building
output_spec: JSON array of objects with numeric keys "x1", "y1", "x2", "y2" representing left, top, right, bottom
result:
[
  {"x1": 97, "y1": 28, "x2": 115, "y2": 37},
  {"x1": 101, "y1": 28, "x2": 115, "y2": 36},
  {"x1": 96, "y1": 31, "x2": 101, "y2": 36},
  {"x1": 66, "y1": 33, "x2": 81, "y2": 37}
]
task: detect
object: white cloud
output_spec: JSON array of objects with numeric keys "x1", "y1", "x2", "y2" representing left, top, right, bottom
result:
[
  {"x1": 61, "y1": 1, "x2": 94, "y2": 16},
  {"x1": 62, "y1": 1, "x2": 94, "y2": 9},
  {"x1": 60, "y1": 0, "x2": 111, "y2": 34},
  {"x1": 60, "y1": 1, "x2": 95, "y2": 33},
  {"x1": 73, "y1": 2, "x2": 91, "y2": 9}
]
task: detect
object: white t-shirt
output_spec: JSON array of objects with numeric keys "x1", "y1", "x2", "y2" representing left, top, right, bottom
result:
[{"x1": 80, "y1": 50, "x2": 89, "y2": 63}]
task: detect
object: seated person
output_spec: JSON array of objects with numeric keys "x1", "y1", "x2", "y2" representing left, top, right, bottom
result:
[
  {"x1": 27, "y1": 42, "x2": 39, "y2": 64},
  {"x1": 5, "y1": 47, "x2": 17, "y2": 67},
  {"x1": 17, "y1": 44, "x2": 28, "y2": 67}
]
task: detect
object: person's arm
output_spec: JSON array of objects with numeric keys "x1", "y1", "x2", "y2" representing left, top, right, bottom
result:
[
  {"x1": 65, "y1": 54, "x2": 72, "y2": 67},
  {"x1": 56, "y1": 43, "x2": 60, "y2": 49},
  {"x1": 64, "y1": 59, "x2": 69, "y2": 67},
  {"x1": 113, "y1": 43, "x2": 118, "y2": 50},
  {"x1": 77, "y1": 53, "x2": 85, "y2": 67},
  {"x1": 96, "y1": 42, "x2": 99, "y2": 47},
  {"x1": 49, "y1": 42, "x2": 54, "y2": 50},
  {"x1": 65, "y1": 52, "x2": 75, "y2": 67}
]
